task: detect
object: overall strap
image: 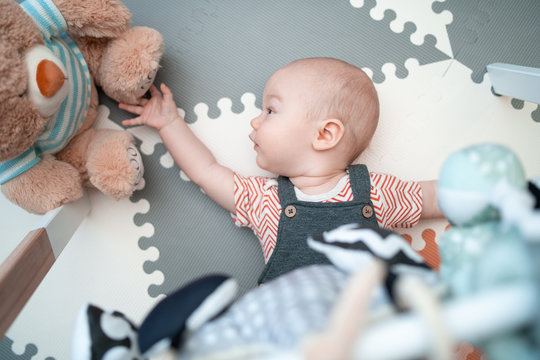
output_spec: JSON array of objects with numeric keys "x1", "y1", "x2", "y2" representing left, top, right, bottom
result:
[
  {"x1": 348, "y1": 164, "x2": 371, "y2": 201},
  {"x1": 277, "y1": 175, "x2": 297, "y2": 204}
]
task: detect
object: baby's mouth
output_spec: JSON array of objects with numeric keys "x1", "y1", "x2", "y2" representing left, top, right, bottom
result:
[{"x1": 249, "y1": 134, "x2": 258, "y2": 149}]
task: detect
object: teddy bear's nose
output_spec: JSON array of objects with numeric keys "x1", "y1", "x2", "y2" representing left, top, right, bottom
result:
[{"x1": 36, "y1": 59, "x2": 66, "y2": 98}]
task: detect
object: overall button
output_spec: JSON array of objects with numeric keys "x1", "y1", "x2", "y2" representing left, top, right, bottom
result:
[
  {"x1": 284, "y1": 205, "x2": 297, "y2": 218},
  {"x1": 362, "y1": 205, "x2": 374, "y2": 218}
]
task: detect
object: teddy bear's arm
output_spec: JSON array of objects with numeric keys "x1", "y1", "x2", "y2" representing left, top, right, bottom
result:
[
  {"x1": 51, "y1": 0, "x2": 131, "y2": 39},
  {"x1": 0, "y1": 148, "x2": 41, "y2": 186},
  {"x1": 1, "y1": 155, "x2": 83, "y2": 214}
]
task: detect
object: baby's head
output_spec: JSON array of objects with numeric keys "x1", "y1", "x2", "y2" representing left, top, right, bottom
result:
[
  {"x1": 291, "y1": 58, "x2": 379, "y2": 161},
  {"x1": 251, "y1": 57, "x2": 379, "y2": 175}
]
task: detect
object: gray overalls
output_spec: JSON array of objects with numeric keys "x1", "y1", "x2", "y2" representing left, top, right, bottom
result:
[{"x1": 258, "y1": 164, "x2": 379, "y2": 284}]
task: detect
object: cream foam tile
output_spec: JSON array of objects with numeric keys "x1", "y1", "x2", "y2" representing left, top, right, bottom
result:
[
  {"x1": 189, "y1": 92, "x2": 273, "y2": 179},
  {"x1": 359, "y1": 59, "x2": 540, "y2": 181},
  {"x1": 6, "y1": 189, "x2": 159, "y2": 359},
  {"x1": 0, "y1": 193, "x2": 41, "y2": 265}
]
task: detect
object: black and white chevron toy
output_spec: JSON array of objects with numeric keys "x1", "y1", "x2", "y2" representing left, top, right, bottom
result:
[
  {"x1": 72, "y1": 275, "x2": 238, "y2": 359},
  {"x1": 308, "y1": 223, "x2": 439, "y2": 302}
]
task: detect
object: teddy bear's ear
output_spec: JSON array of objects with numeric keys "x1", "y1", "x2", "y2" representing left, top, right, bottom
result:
[{"x1": 52, "y1": 0, "x2": 132, "y2": 38}]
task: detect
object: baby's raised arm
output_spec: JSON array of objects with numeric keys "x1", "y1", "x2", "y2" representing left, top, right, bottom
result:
[
  {"x1": 419, "y1": 180, "x2": 444, "y2": 219},
  {"x1": 120, "y1": 84, "x2": 236, "y2": 214}
]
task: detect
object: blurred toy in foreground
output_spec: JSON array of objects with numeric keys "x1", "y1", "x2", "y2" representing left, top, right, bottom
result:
[
  {"x1": 438, "y1": 143, "x2": 540, "y2": 360},
  {"x1": 73, "y1": 225, "x2": 445, "y2": 360}
]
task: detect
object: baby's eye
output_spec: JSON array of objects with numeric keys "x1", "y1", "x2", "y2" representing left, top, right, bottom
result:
[{"x1": 266, "y1": 108, "x2": 274, "y2": 115}]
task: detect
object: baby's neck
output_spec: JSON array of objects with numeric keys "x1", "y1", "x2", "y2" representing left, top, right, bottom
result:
[{"x1": 289, "y1": 170, "x2": 348, "y2": 195}]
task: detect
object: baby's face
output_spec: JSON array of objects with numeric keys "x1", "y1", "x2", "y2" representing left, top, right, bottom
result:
[{"x1": 249, "y1": 66, "x2": 318, "y2": 175}]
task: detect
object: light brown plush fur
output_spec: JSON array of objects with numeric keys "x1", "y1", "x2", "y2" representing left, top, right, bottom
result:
[{"x1": 0, "y1": 0, "x2": 163, "y2": 214}]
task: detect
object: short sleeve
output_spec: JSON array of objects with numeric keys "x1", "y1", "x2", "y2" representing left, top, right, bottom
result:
[
  {"x1": 231, "y1": 173, "x2": 278, "y2": 229},
  {"x1": 231, "y1": 173, "x2": 281, "y2": 260},
  {"x1": 370, "y1": 173, "x2": 423, "y2": 229}
]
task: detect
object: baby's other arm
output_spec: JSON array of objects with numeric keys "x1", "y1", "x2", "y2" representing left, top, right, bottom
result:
[
  {"x1": 120, "y1": 84, "x2": 235, "y2": 214},
  {"x1": 418, "y1": 180, "x2": 444, "y2": 219}
]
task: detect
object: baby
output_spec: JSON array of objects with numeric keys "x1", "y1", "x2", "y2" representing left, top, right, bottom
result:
[{"x1": 120, "y1": 57, "x2": 443, "y2": 284}]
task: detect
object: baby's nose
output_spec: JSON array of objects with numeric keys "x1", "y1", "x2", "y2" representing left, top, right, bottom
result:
[
  {"x1": 250, "y1": 114, "x2": 261, "y2": 129},
  {"x1": 250, "y1": 117, "x2": 257, "y2": 129}
]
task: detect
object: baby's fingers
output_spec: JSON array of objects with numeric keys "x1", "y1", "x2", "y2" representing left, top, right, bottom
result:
[
  {"x1": 160, "y1": 83, "x2": 173, "y2": 100},
  {"x1": 149, "y1": 84, "x2": 161, "y2": 98},
  {"x1": 137, "y1": 98, "x2": 149, "y2": 106},
  {"x1": 119, "y1": 103, "x2": 144, "y2": 115},
  {"x1": 121, "y1": 117, "x2": 144, "y2": 127}
]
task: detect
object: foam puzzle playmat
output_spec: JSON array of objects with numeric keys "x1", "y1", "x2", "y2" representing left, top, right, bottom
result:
[{"x1": 1, "y1": 0, "x2": 540, "y2": 358}]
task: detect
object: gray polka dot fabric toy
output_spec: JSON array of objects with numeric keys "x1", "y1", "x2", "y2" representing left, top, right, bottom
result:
[{"x1": 72, "y1": 225, "x2": 439, "y2": 359}]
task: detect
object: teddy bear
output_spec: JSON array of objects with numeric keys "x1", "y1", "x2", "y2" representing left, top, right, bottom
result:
[{"x1": 0, "y1": 0, "x2": 163, "y2": 214}]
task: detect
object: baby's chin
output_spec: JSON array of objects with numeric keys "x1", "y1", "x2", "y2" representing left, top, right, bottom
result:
[
  {"x1": 255, "y1": 158, "x2": 279, "y2": 176},
  {"x1": 256, "y1": 160, "x2": 272, "y2": 173}
]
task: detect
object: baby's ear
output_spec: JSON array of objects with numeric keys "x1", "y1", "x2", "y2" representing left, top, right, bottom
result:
[{"x1": 313, "y1": 118, "x2": 345, "y2": 151}]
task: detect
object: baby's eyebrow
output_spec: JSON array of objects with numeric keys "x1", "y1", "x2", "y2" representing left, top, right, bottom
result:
[{"x1": 265, "y1": 94, "x2": 281, "y2": 103}]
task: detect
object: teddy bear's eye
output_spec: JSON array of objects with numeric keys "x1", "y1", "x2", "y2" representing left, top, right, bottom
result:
[{"x1": 18, "y1": 91, "x2": 27, "y2": 98}]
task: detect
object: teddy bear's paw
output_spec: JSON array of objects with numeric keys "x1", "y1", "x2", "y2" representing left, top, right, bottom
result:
[
  {"x1": 87, "y1": 131, "x2": 144, "y2": 200},
  {"x1": 128, "y1": 144, "x2": 144, "y2": 188},
  {"x1": 1, "y1": 155, "x2": 83, "y2": 214},
  {"x1": 139, "y1": 67, "x2": 159, "y2": 98},
  {"x1": 99, "y1": 27, "x2": 164, "y2": 105}
]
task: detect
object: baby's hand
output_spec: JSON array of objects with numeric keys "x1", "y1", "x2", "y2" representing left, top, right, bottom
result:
[{"x1": 120, "y1": 83, "x2": 182, "y2": 131}]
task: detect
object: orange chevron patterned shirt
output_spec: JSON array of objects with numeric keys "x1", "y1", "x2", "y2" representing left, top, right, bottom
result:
[{"x1": 232, "y1": 172, "x2": 423, "y2": 263}]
